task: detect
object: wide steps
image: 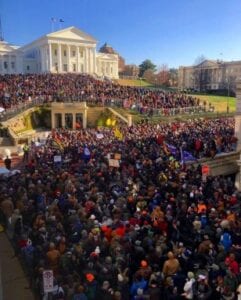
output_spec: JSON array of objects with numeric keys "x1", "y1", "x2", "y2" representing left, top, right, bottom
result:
[
  {"x1": 0, "y1": 137, "x2": 14, "y2": 147},
  {"x1": 87, "y1": 107, "x2": 105, "y2": 127},
  {"x1": 0, "y1": 153, "x2": 23, "y2": 168}
]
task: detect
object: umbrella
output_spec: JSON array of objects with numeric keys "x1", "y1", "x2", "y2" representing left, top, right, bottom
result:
[{"x1": 0, "y1": 107, "x2": 5, "y2": 113}]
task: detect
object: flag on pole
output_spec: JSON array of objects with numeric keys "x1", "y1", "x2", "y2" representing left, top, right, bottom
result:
[
  {"x1": 59, "y1": 19, "x2": 64, "y2": 23},
  {"x1": 114, "y1": 127, "x2": 123, "y2": 140},
  {"x1": 52, "y1": 137, "x2": 64, "y2": 151},
  {"x1": 180, "y1": 147, "x2": 197, "y2": 164},
  {"x1": 83, "y1": 146, "x2": 91, "y2": 161},
  {"x1": 165, "y1": 143, "x2": 177, "y2": 156},
  {"x1": 51, "y1": 17, "x2": 57, "y2": 32}
]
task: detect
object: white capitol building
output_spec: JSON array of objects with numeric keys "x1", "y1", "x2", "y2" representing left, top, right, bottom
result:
[{"x1": 0, "y1": 26, "x2": 119, "y2": 78}]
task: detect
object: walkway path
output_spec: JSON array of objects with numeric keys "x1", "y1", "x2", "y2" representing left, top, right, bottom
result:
[{"x1": 0, "y1": 232, "x2": 34, "y2": 300}]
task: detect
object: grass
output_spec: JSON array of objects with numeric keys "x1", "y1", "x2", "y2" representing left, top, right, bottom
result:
[
  {"x1": 116, "y1": 78, "x2": 153, "y2": 87},
  {"x1": 187, "y1": 94, "x2": 236, "y2": 113}
]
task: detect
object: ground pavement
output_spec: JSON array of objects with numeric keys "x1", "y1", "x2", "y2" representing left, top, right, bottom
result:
[{"x1": 0, "y1": 232, "x2": 34, "y2": 300}]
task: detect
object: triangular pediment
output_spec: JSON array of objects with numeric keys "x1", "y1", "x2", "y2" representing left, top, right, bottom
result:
[
  {"x1": 0, "y1": 41, "x2": 18, "y2": 52},
  {"x1": 47, "y1": 27, "x2": 97, "y2": 43},
  {"x1": 196, "y1": 60, "x2": 219, "y2": 68}
]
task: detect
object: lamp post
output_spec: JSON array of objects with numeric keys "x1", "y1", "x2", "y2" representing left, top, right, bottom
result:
[
  {"x1": 139, "y1": 77, "x2": 142, "y2": 88},
  {"x1": 226, "y1": 77, "x2": 230, "y2": 114}
]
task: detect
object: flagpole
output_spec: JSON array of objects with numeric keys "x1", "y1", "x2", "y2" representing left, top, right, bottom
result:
[
  {"x1": 180, "y1": 146, "x2": 184, "y2": 167},
  {"x1": 59, "y1": 19, "x2": 64, "y2": 29},
  {"x1": 51, "y1": 18, "x2": 54, "y2": 32}
]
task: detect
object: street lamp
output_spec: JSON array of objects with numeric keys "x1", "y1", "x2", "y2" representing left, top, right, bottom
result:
[
  {"x1": 226, "y1": 77, "x2": 230, "y2": 114},
  {"x1": 139, "y1": 77, "x2": 142, "y2": 88}
]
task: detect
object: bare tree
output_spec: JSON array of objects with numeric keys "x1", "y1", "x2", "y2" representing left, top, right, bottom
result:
[{"x1": 156, "y1": 64, "x2": 169, "y2": 87}]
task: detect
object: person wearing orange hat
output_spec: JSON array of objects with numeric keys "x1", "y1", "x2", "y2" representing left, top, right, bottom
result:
[
  {"x1": 85, "y1": 273, "x2": 97, "y2": 300},
  {"x1": 86, "y1": 273, "x2": 95, "y2": 282},
  {"x1": 135, "y1": 260, "x2": 152, "y2": 279},
  {"x1": 140, "y1": 260, "x2": 148, "y2": 268}
]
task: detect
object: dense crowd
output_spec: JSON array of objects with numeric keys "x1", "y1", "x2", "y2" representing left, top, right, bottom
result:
[
  {"x1": 0, "y1": 117, "x2": 241, "y2": 300},
  {"x1": 0, "y1": 74, "x2": 201, "y2": 112}
]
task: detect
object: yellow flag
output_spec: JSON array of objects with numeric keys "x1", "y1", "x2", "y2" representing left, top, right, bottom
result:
[{"x1": 114, "y1": 127, "x2": 123, "y2": 140}]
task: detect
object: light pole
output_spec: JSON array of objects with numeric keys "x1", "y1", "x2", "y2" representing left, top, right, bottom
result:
[{"x1": 226, "y1": 77, "x2": 230, "y2": 114}]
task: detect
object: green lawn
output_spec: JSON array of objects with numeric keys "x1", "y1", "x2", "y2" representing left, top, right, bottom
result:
[
  {"x1": 116, "y1": 78, "x2": 153, "y2": 87},
  {"x1": 187, "y1": 94, "x2": 236, "y2": 113}
]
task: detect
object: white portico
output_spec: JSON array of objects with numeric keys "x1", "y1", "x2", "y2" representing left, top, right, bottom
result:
[
  {"x1": 0, "y1": 41, "x2": 23, "y2": 74},
  {"x1": 18, "y1": 26, "x2": 119, "y2": 78}
]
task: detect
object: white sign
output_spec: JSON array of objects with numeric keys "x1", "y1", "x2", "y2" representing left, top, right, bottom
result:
[
  {"x1": 96, "y1": 133, "x2": 104, "y2": 139},
  {"x1": 54, "y1": 155, "x2": 62, "y2": 163},
  {"x1": 43, "y1": 270, "x2": 54, "y2": 293},
  {"x1": 109, "y1": 159, "x2": 120, "y2": 168}
]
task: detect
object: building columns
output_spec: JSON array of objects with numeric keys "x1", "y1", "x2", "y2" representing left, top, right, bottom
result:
[
  {"x1": 49, "y1": 43, "x2": 52, "y2": 71},
  {"x1": 8, "y1": 55, "x2": 11, "y2": 74},
  {"x1": 62, "y1": 113, "x2": 66, "y2": 128},
  {"x1": 89, "y1": 48, "x2": 92, "y2": 73},
  {"x1": 58, "y1": 44, "x2": 62, "y2": 72},
  {"x1": 85, "y1": 48, "x2": 89, "y2": 73},
  {"x1": 67, "y1": 45, "x2": 71, "y2": 72},
  {"x1": 93, "y1": 48, "x2": 96, "y2": 74},
  {"x1": 40, "y1": 48, "x2": 44, "y2": 72},
  {"x1": 73, "y1": 113, "x2": 76, "y2": 129},
  {"x1": 51, "y1": 111, "x2": 55, "y2": 128},
  {"x1": 76, "y1": 46, "x2": 80, "y2": 72}
]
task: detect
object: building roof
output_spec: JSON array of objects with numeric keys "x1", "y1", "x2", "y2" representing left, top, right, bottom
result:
[
  {"x1": 20, "y1": 26, "x2": 97, "y2": 50},
  {"x1": 46, "y1": 26, "x2": 97, "y2": 43},
  {"x1": 99, "y1": 43, "x2": 117, "y2": 54},
  {"x1": 0, "y1": 40, "x2": 20, "y2": 53}
]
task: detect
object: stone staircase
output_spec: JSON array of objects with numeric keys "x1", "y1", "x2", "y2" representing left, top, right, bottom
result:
[
  {"x1": 0, "y1": 137, "x2": 14, "y2": 147},
  {"x1": 87, "y1": 107, "x2": 105, "y2": 127}
]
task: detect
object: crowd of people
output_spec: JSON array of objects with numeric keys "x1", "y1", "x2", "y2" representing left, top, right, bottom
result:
[
  {"x1": 0, "y1": 117, "x2": 241, "y2": 299},
  {"x1": 0, "y1": 74, "x2": 202, "y2": 113}
]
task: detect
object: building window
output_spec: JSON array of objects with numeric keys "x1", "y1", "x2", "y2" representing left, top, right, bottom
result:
[
  {"x1": 27, "y1": 65, "x2": 30, "y2": 71},
  {"x1": 64, "y1": 50, "x2": 67, "y2": 57},
  {"x1": 73, "y1": 64, "x2": 76, "y2": 72},
  {"x1": 110, "y1": 67, "x2": 113, "y2": 74},
  {"x1": 81, "y1": 64, "x2": 84, "y2": 73},
  {"x1": 54, "y1": 49, "x2": 57, "y2": 56},
  {"x1": 55, "y1": 63, "x2": 58, "y2": 72},
  {"x1": 11, "y1": 62, "x2": 15, "y2": 69},
  {"x1": 80, "y1": 51, "x2": 83, "y2": 58},
  {"x1": 72, "y1": 51, "x2": 76, "y2": 57},
  {"x1": 63, "y1": 64, "x2": 68, "y2": 72},
  {"x1": 4, "y1": 62, "x2": 8, "y2": 69}
]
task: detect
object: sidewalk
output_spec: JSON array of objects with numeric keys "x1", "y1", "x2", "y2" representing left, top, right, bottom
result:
[{"x1": 0, "y1": 232, "x2": 34, "y2": 300}]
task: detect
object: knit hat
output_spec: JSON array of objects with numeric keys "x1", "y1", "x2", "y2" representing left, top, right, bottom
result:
[
  {"x1": 187, "y1": 272, "x2": 195, "y2": 279},
  {"x1": 86, "y1": 273, "x2": 95, "y2": 282},
  {"x1": 140, "y1": 260, "x2": 148, "y2": 268}
]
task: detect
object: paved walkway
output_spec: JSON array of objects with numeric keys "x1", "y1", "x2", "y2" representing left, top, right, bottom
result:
[{"x1": 0, "y1": 232, "x2": 34, "y2": 300}]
